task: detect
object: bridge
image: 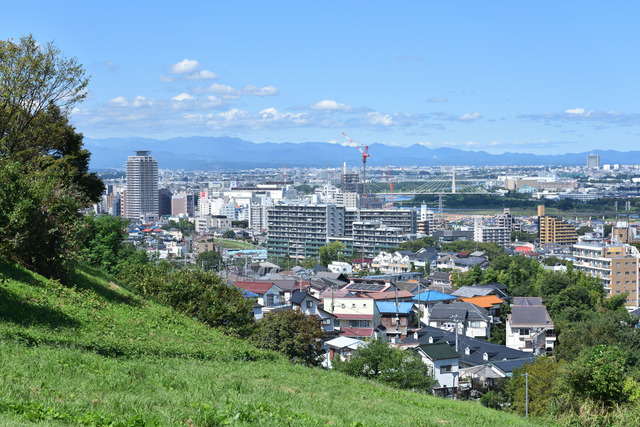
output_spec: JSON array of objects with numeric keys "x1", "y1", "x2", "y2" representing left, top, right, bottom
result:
[{"x1": 365, "y1": 179, "x2": 490, "y2": 195}]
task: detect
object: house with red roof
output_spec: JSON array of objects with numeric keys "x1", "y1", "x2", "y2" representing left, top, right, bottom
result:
[{"x1": 234, "y1": 281, "x2": 284, "y2": 309}]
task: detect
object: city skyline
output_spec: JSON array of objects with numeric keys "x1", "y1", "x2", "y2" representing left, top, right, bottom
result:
[{"x1": 3, "y1": 2, "x2": 640, "y2": 155}]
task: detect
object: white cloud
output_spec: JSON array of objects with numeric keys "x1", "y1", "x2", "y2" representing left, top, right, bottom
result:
[
  {"x1": 242, "y1": 85, "x2": 279, "y2": 96},
  {"x1": 171, "y1": 59, "x2": 200, "y2": 74},
  {"x1": 417, "y1": 141, "x2": 434, "y2": 147},
  {"x1": 219, "y1": 108, "x2": 248, "y2": 121},
  {"x1": 367, "y1": 112, "x2": 395, "y2": 126},
  {"x1": 109, "y1": 96, "x2": 128, "y2": 106},
  {"x1": 172, "y1": 92, "x2": 194, "y2": 101},
  {"x1": 159, "y1": 75, "x2": 173, "y2": 83},
  {"x1": 427, "y1": 97, "x2": 447, "y2": 103},
  {"x1": 131, "y1": 95, "x2": 153, "y2": 107},
  {"x1": 459, "y1": 112, "x2": 482, "y2": 121},
  {"x1": 565, "y1": 107, "x2": 585, "y2": 114},
  {"x1": 311, "y1": 99, "x2": 351, "y2": 111},
  {"x1": 186, "y1": 70, "x2": 218, "y2": 80}
]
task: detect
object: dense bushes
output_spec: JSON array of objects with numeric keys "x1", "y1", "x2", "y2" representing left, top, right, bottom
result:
[
  {"x1": 117, "y1": 265, "x2": 255, "y2": 337},
  {"x1": 333, "y1": 339, "x2": 435, "y2": 392},
  {"x1": 252, "y1": 309, "x2": 324, "y2": 366}
]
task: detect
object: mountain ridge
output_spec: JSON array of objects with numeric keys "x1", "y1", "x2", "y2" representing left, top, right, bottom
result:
[{"x1": 84, "y1": 136, "x2": 635, "y2": 169}]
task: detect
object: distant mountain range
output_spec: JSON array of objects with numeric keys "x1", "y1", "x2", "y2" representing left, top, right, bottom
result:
[{"x1": 84, "y1": 136, "x2": 638, "y2": 170}]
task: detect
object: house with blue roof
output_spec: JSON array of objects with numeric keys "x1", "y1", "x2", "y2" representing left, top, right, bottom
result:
[
  {"x1": 412, "y1": 290, "x2": 457, "y2": 326},
  {"x1": 375, "y1": 301, "x2": 417, "y2": 339}
]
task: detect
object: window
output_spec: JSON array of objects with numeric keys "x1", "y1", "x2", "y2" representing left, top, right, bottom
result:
[
  {"x1": 469, "y1": 321, "x2": 483, "y2": 328},
  {"x1": 360, "y1": 320, "x2": 370, "y2": 328},
  {"x1": 519, "y1": 328, "x2": 530, "y2": 336},
  {"x1": 322, "y1": 318, "x2": 331, "y2": 325},
  {"x1": 334, "y1": 319, "x2": 340, "y2": 327},
  {"x1": 341, "y1": 303, "x2": 345, "y2": 309},
  {"x1": 266, "y1": 294, "x2": 275, "y2": 306},
  {"x1": 440, "y1": 365, "x2": 453, "y2": 374},
  {"x1": 306, "y1": 301, "x2": 314, "y2": 308}
]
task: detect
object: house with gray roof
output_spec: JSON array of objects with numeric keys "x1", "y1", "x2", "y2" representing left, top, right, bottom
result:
[
  {"x1": 506, "y1": 297, "x2": 555, "y2": 355},
  {"x1": 402, "y1": 326, "x2": 533, "y2": 370},
  {"x1": 427, "y1": 302, "x2": 491, "y2": 339}
]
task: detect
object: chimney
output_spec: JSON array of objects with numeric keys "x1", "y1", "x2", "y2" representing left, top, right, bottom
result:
[
  {"x1": 465, "y1": 347, "x2": 470, "y2": 356},
  {"x1": 483, "y1": 352, "x2": 489, "y2": 361},
  {"x1": 413, "y1": 331, "x2": 418, "y2": 340}
]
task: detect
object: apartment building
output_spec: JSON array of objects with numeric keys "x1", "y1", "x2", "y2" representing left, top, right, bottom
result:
[
  {"x1": 572, "y1": 242, "x2": 640, "y2": 305},
  {"x1": 125, "y1": 151, "x2": 158, "y2": 220},
  {"x1": 538, "y1": 205, "x2": 578, "y2": 245},
  {"x1": 267, "y1": 203, "x2": 345, "y2": 258}
]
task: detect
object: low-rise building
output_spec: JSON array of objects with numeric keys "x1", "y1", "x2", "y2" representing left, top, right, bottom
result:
[{"x1": 506, "y1": 297, "x2": 555, "y2": 355}]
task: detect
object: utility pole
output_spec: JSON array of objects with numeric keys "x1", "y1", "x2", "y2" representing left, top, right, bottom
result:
[{"x1": 525, "y1": 372, "x2": 529, "y2": 418}]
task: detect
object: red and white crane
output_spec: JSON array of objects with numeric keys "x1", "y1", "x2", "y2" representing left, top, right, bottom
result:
[{"x1": 342, "y1": 132, "x2": 370, "y2": 195}]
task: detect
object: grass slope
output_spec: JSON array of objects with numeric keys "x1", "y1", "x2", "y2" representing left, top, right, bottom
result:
[{"x1": 0, "y1": 259, "x2": 542, "y2": 426}]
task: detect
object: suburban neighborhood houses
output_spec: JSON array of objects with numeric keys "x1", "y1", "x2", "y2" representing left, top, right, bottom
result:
[{"x1": 95, "y1": 153, "x2": 640, "y2": 405}]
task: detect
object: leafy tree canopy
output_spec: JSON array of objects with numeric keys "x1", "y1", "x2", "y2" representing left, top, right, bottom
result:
[
  {"x1": 252, "y1": 309, "x2": 324, "y2": 366},
  {"x1": 0, "y1": 35, "x2": 103, "y2": 278},
  {"x1": 318, "y1": 241, "x2": 346, "y2": 267},
  {"x1": 333, "y1": 339, "x2": 435, "y2": 392}
]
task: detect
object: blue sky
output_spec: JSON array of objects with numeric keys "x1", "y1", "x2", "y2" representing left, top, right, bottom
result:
[{"x1": 3, "y1": 1, "x2": 640, "y2": 154}]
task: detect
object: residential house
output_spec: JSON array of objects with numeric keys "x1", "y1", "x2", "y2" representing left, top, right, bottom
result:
[
  {"x1": 412, "y1": 290, "x2": 457, "y2": 325},
  {"x1": 506, "y1": 297, "x2": 555, "y2": 355},
  {"x1": 323, "y1": 336, "x2": 366, "y2": 368},
  {"x1": 234, "y1": 281, "x2": 284, "y2": 309},
  {"x1": 290, "y1": 291, "x2": 336, "y2": 334},
  {"x1": 458, "y1": 295, "x2": 504, "y2": 324},
  {"x1": 402, "y1": 326, "x2": 534, "y2": 370},
  {"x1": 414, "y1": 343, "x2": 460, "y2": 391},
  {"x1": 375, "y1": 301, "x2": 416, "y2": 340},
  {"x1": 321, "y1": 291, "x2": 380, "y2": 338},
  {"x1": 427, "y1": 302, "x2": 491, "y2": 339}
]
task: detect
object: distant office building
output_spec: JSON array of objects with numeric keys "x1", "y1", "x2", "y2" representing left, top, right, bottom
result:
[
  {"x1": 538, "y1": 205, "x2": 578, "y2": 245},
  {"x1": 418, "y1": 205, "x2": 435, "y2": 235},
  {"x1": 158, "y1": 189, "x2": 172, "y2": 217},
  {"x1": 125, "y1": 151, "x2": 158, "y2": 220},
  {"x1": 341, "y1": 172, "x2": 361, "y2": 194},
  {"x1": 587, "y1": 154, "x2": 600, "y2": 169}
]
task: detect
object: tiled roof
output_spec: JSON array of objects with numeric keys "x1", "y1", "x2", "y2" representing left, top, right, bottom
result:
[
  {"x1": 333, "y1": 313, "x2": 374, "y2": 320},
  {"x1": 402, "y1": 326, "x2": 534, "y2": 367},
  {"x1": 459, "y1": 295, "x2": 504, "y2": 309},
  {"x1": 367, "y1": 290, "x2": 414, "y2": 300},
  {"x1": 510, "y1": 306, "x2": 553, "y2": 327},
  {"x1": 375, "y1": 302, "x2": 414, "y2": 315},
  {"x1": 413, "y1": 290, "x2": 457, "y2": 303},
  {"x1": 339, "y1": 328, "x2": 374, "y2": 338},
  {"x1": 234, "y1": 281, "x2": 279, "y2": 295},
  {"x1": 418, "y1": 343, "x2": 460, "y2": 361}
]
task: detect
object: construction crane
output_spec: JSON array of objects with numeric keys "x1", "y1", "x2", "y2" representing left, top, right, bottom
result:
[
  {"x1": 342, "y1": 132, "x2": 370, "y2": 195},
  {"x1": 386, "y1": 166, "x2": 394, "y2": 208}
]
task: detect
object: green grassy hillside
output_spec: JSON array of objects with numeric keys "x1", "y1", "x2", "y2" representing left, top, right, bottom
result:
[{"x1": 0, "y1": 259, "x2": 542, "y2": 426}]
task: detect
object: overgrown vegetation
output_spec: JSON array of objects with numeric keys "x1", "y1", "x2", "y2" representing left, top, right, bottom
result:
[
  {"x1": 333, "y1": 339, "x2": 436, "y2": 392},
  {"x1": 0, "y1": 259, "x2": 538, "y2": 426}
]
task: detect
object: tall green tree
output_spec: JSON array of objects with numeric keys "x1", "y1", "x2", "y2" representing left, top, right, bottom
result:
[
  {"x1": 0, "y1": 35, "x2": 103, "y2": 278},
  {"x1": 252, "y1": 309, "x2": 324, "y2": 366},
  {"x1": 333, "y1": 339, "x2": 435, "y2": 392},
  {"x1": 80, "y1": 214, "x2": 130, "y2": 273},
  {"x1": 318, "y1": 241, "x2": 346, "y2": 266}
]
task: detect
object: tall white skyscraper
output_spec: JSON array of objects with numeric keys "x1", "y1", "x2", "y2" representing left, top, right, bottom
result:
[{"x1": 125, "y1": 151, "x2": 158, "y2": 220}]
